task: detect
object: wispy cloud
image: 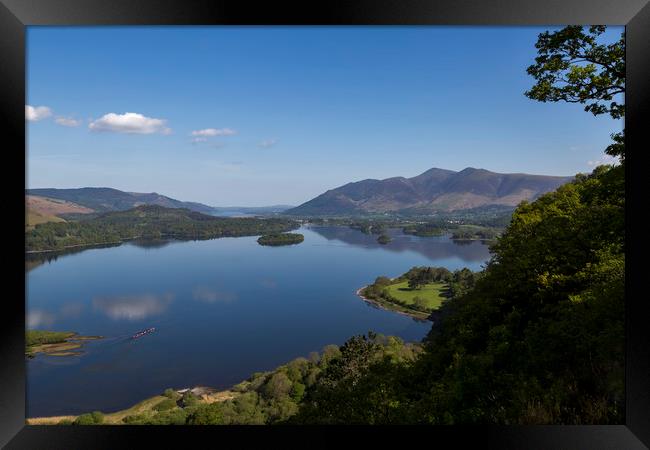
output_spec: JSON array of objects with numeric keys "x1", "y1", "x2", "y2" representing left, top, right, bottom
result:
[
  {"x1": 258, "y1": 138, "x2": 278, "y2": 148},
  {"x1": 55, "y1": 116, "x2": 82, "y2": 127},
  {"x1": 89, "y1": 112, "x2": 171, "y2": 135},
  {"x1": 191, "y1": 128, "x2": 236, "y2": 137},
  {"x1": 587, "y1": 154, "x2": 619, "y2": 167},
  {"x1": 25, "y1": 105, "x2": 52, "y2": 121}
]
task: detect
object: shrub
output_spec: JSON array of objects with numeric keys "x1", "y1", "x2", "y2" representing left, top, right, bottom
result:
[
  {"x1": 262, "y1": 372, "x2": 293, "y2": 400},
  {"x1": 73, "y1": 412, "x2": 102, "y2": 425},
  {"x1": 291, "y1": 382, "x2": 306, "y2": 402},
  {"x1": 181, "y1": 391, "x2": 200, "y2": 408},
  {"x1": 186, "y1": 403, "x2": 224, "y2": 425},
  {"x1": 163, "y1": 388, "x2": 178, "y2": 400},
  {"x1": 154, "y1": 398, "x2": 177, "y2": 412}
]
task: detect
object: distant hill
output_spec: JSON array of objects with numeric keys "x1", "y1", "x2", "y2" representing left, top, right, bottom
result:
[
  {"x1": 286, "y1": 167, "x2": 574, "y2": 216},
  {"x1": 25, "y1": 204, "x2": 300, "y2": 252},
  {"x1": 26, "y1": 188, "x2": 215, "y2": 214},
  {"x1": 26, "y1": 195, "x2": 95, "y2": 228}
]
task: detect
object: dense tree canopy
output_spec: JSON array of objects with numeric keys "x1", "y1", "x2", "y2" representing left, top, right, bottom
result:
[{"x1": 290, "y1": 164, "x2": 624, "y2": 424}]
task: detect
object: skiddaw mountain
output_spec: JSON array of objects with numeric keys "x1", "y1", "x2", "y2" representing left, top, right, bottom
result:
[{"x1": 286, "y1": 167, "x2": 574, "y2": 216}]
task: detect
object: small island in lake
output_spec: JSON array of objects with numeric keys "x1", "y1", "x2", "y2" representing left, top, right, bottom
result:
[
  {"x1": 377, "y1": 234, "x2": 392, "y2": 245},
  {"x1": 26, "y1": 330, "x2": 102, "y2": 357},
  {"x1": 257, "y1": 233, "x2": 305, "y2": 246}
]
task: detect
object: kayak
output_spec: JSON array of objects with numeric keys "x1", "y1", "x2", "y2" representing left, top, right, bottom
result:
[{"x1": 131, "y1": 327, "x2": 156, "y2": 339}]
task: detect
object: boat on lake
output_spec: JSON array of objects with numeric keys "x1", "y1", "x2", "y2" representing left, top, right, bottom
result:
[{"x1": 131, "y1": 327, "x2": 156, "y2": 340}]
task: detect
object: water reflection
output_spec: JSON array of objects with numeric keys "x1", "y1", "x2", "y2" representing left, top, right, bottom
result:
[
  {"x1": 26, "y1": 243, "x2": 122, "y2": 273},
  {"x1": 192, "y1": 286, "x2": 237, "y2": 303},
  {"x1": 93, "y1": 293, "x2": 173, "y2": 320},
  {"x1": 26, "y1": 302, "x2": 85, "y2": 329},
  {"x1": 259, "y1": 279, "x2": 278, "y2": 289},
  {"x1": 308, "y1": 226, "x2": 491, "y2": 263},
  {"x1": 27, "y1": 309, "x2": 56, "y2": 328},
  {"x1": 127, "y1": 239, "x2": 175, "y2": 250},
  {"x1": 27, "y1": 225, "x2": 489, "y2": 416}
]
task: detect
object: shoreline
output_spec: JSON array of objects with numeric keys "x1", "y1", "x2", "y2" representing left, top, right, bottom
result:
[
  {"x1": 26, "y1": 333, "x2": 103, "y2": 358},
  {"x1": 355, "y1": 286, "x2": 432, "y2": 321},
  {"x1": 26, "y1": 240, "x2": 126, "y2": 254},
  {"x1": 26, "y1": 386, "x2": 237, "y2": 424}
]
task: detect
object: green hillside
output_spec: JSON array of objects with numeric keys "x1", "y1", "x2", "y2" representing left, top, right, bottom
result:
[{"x1": 26, "y1": 205, "x2": 300, "y2": 252}]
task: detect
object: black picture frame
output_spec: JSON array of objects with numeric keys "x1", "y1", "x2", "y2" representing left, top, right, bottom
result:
[{"x1": 2, "y1": 0, "x2": 648, "y2": 448}]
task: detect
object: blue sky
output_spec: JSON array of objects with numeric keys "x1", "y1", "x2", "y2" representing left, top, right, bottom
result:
[{"x1": 27, "y1": 26, "x2": 623, "y2": 206}]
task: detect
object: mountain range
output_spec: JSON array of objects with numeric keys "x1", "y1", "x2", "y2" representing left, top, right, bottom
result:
[
  {"x1": 27, "y1": 167, "x2": 573, "y2": 220},
  {"x1": 26, "y1": 188, "x2": 295, "y2": 217},
  {"x1": 27, "y1": 187, "x2": 216, "y2": 214},
  {"x1": 286, "y1": 167, "x2": 573, "y2": 216}
]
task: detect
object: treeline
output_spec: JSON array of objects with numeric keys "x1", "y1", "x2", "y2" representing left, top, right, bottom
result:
[
  {"x1": 307, "y1": 217, "x2": 506, "y2": 241},
  {"x1": 289, "y1": 164, "x2": 624, "y2": 424},
  {"x1": 451, "y1": 225, "x2": 501, "y2": 240},
  {"x1": 402, "y1": 223, "x2": 446, "y2": 237},
  {"x1": 25, "y1": 205, "x2": 300, "y2": 252},
  {"x1": 293, "y1": 206, "x2": 514, "y2": 226},
  {"x1": 257, "y1": 233, "x2": 304, "y2": 246}
]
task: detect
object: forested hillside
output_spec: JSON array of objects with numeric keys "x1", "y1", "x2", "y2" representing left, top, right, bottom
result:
[
  {"x1": 26, "y1": 205, "x2": 300, "y2": 252},
  {"x1": 290, "y1": 162, "x2": 624, "y2": 424}
]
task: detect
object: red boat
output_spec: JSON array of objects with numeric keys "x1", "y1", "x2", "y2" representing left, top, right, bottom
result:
[{"x1": 131, "y1": 327, "x2": 156, "y2": 339}]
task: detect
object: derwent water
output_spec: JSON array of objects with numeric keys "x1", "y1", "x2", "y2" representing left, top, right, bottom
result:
[{"x1": 26, "y1": 226, "x2": 491, "y2": 417}]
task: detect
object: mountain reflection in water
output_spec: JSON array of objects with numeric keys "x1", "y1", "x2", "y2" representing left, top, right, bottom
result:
[{"x1": 308, "y1": 226, "x2": 491, "y2": 264}]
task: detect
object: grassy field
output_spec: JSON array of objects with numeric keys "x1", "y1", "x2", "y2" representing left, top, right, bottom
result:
[
  {"x1": 26, "y1": 194, "x2": 96, "y2": 229},
  {"x1": 26, "y1": 210, "x2": 65, "y2": 229},
  {"x1": 384, "y1": 280, "x2": 447, "y2": 310}
]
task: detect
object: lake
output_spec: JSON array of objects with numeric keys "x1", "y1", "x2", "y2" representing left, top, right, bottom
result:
[{"x1": 26, "y1": 225, "x2": 491, "y2": 417}]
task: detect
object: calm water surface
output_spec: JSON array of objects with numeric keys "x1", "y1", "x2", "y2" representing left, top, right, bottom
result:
[{"x1": 26, "y1": 226, "x2": 491, "y2": 416}]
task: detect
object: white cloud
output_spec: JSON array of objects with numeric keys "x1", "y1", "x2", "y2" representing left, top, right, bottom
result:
[
  {"x1": 191, "y1": 128, "x2": 236, "y2": 137},
  {"x1": 258, "y1": 138, "x2": 278, "y2": 148},
  {"x1": 89, "y1": 112, "x2": 171, "y2": 135},
  {"x1": 25, "y1": 105, "x2": 52, "y2": 121},
  {"x1": 191, "y1": 137, "x2": 208, "y2": 144},
  {"x1": 55, "y1": 116, "x2": 82, "y2": 127},
  {"x1": 587, "y1": 154, "x2": 619, "y2": 167}
]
